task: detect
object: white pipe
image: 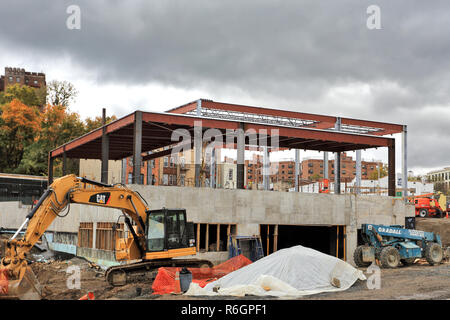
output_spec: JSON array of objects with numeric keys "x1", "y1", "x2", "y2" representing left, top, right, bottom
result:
[{"x1": 11, "y1": 218, "x2": 29, "y2": 240}]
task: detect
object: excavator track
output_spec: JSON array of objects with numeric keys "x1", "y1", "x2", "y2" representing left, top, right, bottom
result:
[{"x1": 105, "y1": 259, "x2": 214, "y2": 287}]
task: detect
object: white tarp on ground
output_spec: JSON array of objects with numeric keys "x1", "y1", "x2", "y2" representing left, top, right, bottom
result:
[{"x1": 185, "y1": 245, "x2": 366, "y2": 297}]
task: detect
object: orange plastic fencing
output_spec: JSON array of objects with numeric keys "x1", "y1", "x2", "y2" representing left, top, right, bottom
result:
[
  {"x1": 0, "y1": 269, "x2": 8, "y2": 295},
  {"x1": 152, "y1": 254, "x2": 252, "y2": 295}
]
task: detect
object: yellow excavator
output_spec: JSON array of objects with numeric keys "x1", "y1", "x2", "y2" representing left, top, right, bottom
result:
[{"x1": 0, "y1": 174, "x2": 212, "y2": 299}]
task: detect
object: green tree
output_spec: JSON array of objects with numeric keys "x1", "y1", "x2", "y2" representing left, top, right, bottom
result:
[
  {"x1": 368, "y1": 164, "x2": 388, "y2": 180},
  {"x1": 0, "y1": 84, "x2": 45, "y2": 107},
  {"x1": 84, "y1": 115, "x2": 117, "y2": 132}
]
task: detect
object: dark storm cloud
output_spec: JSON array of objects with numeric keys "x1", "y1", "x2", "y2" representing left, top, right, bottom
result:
[{"x1": 0, "y1": 0, "x2": 450, "y2": 168}]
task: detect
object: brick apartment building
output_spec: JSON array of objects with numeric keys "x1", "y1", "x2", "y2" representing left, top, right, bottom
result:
[
  {"x1": 301, "y1": 152, "x2": 382, "y2": 182},
  {"x1": 122, "y1": 150, "x2": 382, "y2": 189},
  {"x1": 0, "y1": 67, "x2": 46, "y2": 92}
]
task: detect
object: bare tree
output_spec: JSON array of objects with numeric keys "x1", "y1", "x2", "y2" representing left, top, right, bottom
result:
[{"x1": 47, "y1": 80, "x2": 78, "y2": 107}]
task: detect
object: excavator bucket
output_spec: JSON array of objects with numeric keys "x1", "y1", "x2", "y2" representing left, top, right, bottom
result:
[{"x1": 0, "y1": 267, "x2": 42, "y2": 300}]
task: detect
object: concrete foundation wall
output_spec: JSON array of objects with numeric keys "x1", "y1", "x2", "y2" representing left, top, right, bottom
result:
[{"x1": 0, "y1": 186, "x2": 414, "y2": 266}]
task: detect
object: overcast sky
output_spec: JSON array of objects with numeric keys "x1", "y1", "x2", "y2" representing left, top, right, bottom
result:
[{"x1": 1, "y1": 0, "x2": 449, "y2": 175}]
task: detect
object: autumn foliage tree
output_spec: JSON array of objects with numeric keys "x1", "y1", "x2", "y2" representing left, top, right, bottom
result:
[
  {"x1": 18, "y1": 104, "x2": 86, "y2": 175},
  {"x1": 0, "y1": 81, "x2": 116, "y2": 176},
  {"x1": 0, "y1": 99, "x2": 41, "y2": 171}
]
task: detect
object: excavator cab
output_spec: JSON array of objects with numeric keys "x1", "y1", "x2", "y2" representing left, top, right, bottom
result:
[{"x1": 145, "y1": 208, "x2": 195, "y2": 252}]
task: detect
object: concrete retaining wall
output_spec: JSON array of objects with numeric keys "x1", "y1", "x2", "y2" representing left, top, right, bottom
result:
[{"x1": 0, "y1": 186, "x2": 415, "y2": 266}]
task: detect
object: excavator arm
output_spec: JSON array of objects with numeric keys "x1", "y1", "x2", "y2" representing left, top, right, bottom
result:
[{"x1": 0, "y1": 174, "x2": 151, "y2": 299}]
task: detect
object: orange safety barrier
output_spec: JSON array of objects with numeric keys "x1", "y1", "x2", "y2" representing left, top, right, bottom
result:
[
  {"x1": 0, "y1": 269, "x2": 8, "y2": 295},
  {"x1": 78, "y1": 292, "x2": 95, "y2": 300},
  {"x1": 152, "y1": 254, "x2": 252, "y2": 295}
]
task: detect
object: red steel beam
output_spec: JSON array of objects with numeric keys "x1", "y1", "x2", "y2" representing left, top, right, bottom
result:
[
  {"x1": 51, "y1": 112, "x2": 135, "y2": 158},
  {"x1": 51, "y1": 109, "x2": 394, "y2": 160},
  {"x1": 170, "y1": 100, "x2": 404, "y2": 136},
  {"x1": 244, "y1": 123, "x2": 392, "y2": 148}
]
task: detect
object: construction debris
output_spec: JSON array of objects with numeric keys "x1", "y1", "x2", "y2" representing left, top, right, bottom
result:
[
  {"x1": 152, "y1": 255, "x2": 252, "y2": 295},
  {"x1": 185, "y1": 245, "x2": 366, "y2": 297}
]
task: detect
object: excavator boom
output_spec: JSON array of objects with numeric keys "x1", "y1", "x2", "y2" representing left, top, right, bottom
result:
[{"x1": 0, "y1": 174, "x2": 208, "y2": 299}]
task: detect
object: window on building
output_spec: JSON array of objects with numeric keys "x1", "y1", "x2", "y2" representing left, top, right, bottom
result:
[
  {"x1": 228, "y1": 169, "x2": 233, "y2": 180},
  {"x1": 16, "y1": 77, "x2": 20, "y2": 83},
  {"x1": 308, "y1": 169, "x2": 313, "y2": 174},
  {"x1": 308, "y1": 163, "x2": 313, "y2": 167},
  {"x1": 128, "y1": 173, "x2": 132, "y2": 184},
  {"x1": 281, "y1": 164, "x2": 285, "y2": 169},
  {"x1": 180, "y1": 157, "x2": 185, "y2": 168},
  {"x1": 169, "y1": 175, "x2": 173, "y2": 185},
  {"x1": 180, "y1": 174, "x2": 185, "y2": 186},
  {"x1": 320, "y1": 163, "x2": 323, "y2": 168},
  {"x1": 332, "y1": 164, "x2": 334, "y2": 168},
  {"x1": 8, "y1": 76, "x2": 13, "y2": 82},
  {"x1": 163, "y1": 174, "x2": 168, "y2": 185},
  {"x1": 371, "y1": 166, "x2": 374, "y2": 170},
  {"x1": 343, "y1": 170, "x2": 346, "y2": 174},
  {"x1": 34, "y1": 80, "x2": 38, "y2": 85},
  {"x1": 151, "y1": 159, "x2": 155, "y2": 168},
  {"x1": 163, "y1": 157, "x2": 168, "y2": 167},
  {"x1": 320, "y1": 170, "x2": 323, "y2": 174},
  {"x1": 170, "y1": 157, "x2": 175, "y2": 167},
  {"x1": 248, "y1": 175, "x2": 252, "y2": 180},
  {"x1": 342, "y1": 164, "x2": 346, "y2": 168},
  {"x1": 332, "y1": 170, "x2": 334, "y2": 174}
]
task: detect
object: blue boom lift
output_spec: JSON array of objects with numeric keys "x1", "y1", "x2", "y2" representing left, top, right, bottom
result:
[{"x1": 354, "y1": 224, "x2": 443, "y2": 268}]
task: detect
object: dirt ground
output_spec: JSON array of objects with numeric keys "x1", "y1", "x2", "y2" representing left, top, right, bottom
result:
[
  {"x1": 3, "y1": 219, "x2": 450, "y2": 300},
  {"x1": 26, "y1": 256, "x2": 449, "y2": 300}
]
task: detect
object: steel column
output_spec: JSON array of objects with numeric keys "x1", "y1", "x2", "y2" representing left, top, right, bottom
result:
[
  {"x1": 263, "y1": 146, "x2": 270, "y2": 190},
  {"x1": 194, "y1": 121, "x2": 202, "y2": 187},
  {"x1": 402, "y1": 125, "x2": 408, "y2": 201},
  {"x1": 48, "y1": 153, "x2": 54, "y2": 185},
  {"x1": 210, "y1": 147, "x2": 216, "y2": 188},
  {"x1": 236, "y1": 123, "x2": 245, "y2": 189},
  {"x1": 294, "y1": 149, "x2": 300, "y2": 192},
  {"x1": 323, "y1": 152, "x2": 328, "y2": 179},
  {"x1": 388, "y1": 140, "x2": 396, "y2": 197},
  {"x1": 101, "y1": 108, "x2": 109, "y2": 184},
  {"x1": 355, "y1": 150, "x2": 361, "y2": 194},
  {"x1": 132, "y1": 111, "x2": 142, "y2": 184},
  {"x1": 334, "y1": 118, "x2": 342, "y2": 194},
  {"x1": 121, "y1": 158, "x2": 127, "y2": 184},
  {"x1": 62, "y1": 148, "x2": 67, "y2": 176}
]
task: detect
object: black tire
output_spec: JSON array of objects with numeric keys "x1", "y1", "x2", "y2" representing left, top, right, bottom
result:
[
  {"x1": 425, "y1": 243, "x2": 443, "y2": 265},
  {"x1": 400, "y1": 258, "x2": 416, "y2": 266},
  {"x1": 353, "y1": 245, "x2": 371, "y2": 267},
  {"x1": 419, "y1": 209, "x2": 428, "y2": 218},
  {"x1": 380, "y1": 246, "x2": 400, "y2": 268}
]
